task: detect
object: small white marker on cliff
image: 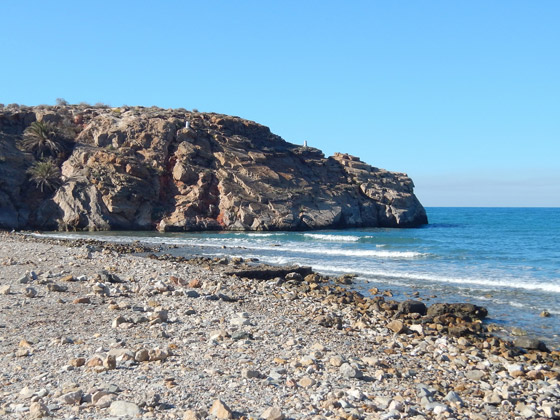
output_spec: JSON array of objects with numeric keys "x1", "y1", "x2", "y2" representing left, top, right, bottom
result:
[{"x1": 303, "y1": 140, "x2": 308, "y2": 147}]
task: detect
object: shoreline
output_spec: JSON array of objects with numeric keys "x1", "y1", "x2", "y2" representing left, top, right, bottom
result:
[
  {"x1": 27, "y1": 229, "x2": 560, "y2": 351},
  {"x1": 0, "y1": 231, "x2": 558, "y2": 419}
]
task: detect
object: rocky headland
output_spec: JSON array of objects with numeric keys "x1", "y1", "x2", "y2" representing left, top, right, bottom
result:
[
  {"x1": 0, "y1": 232, "x2": 558, "y2": 419},
  {"x1": 0, "y1": 104, "x2": 427, "y2": 232}
]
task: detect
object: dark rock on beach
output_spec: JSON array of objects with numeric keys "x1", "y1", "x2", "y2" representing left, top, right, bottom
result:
[
  {"x1": 225, "y1": 264, "x2": 313, "y2": 281},
  {"x1": 0, "y1": 104, "x2": 427, "y2": 231},
  {"x1": 398, "y1": 299, "x2": 427, "y2": 315},
  {"x1": 427, "y1": 302, "x2": 488, "y2": 320}
]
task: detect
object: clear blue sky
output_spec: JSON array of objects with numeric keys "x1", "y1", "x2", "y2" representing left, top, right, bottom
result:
[{"x1": 2, "y1": 1, "x2": 559, "y2": 206}]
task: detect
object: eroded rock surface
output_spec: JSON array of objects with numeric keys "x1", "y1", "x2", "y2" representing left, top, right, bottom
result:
[{"x1": 0, "y1": 104, "x2": 428, "y2": 231}]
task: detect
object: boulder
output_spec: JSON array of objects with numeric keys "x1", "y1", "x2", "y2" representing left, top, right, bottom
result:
[
  {"x1": 398, "y1": 300, "x2": 427, "y2": 315},
  {"x1": 514, "y1": 337, "x2": 549, "y2": 352},
  {"x1": 427, "y1": 303, "x2": 488, "y2": 320}
]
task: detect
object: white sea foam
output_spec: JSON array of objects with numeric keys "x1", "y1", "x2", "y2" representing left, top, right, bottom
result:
[
  {"x1": 300, "y1": 247, "x2": 423, "y2": 258},
  {"x1": 228, "y1": 242, "x2": 424, "y2": 259},
  {"x1": 310, "y1": 263, "x2": 560, "y2": 294},
  {"x1": 303, "y1": 233, "x2": 361, "y2": 242}
]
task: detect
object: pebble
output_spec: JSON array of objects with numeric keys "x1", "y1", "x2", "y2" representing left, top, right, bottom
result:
[
  {"x1": 261, "y1": 406, "x2": 285, "y2": 420},
  {"x1": 29, "y1": 401, "x2": 49, "y2": 418},
  {"x1": 58, "y1": 390, "x2": 82, "y2": 405},
  {"x1": 298, "y1": 376, "x2": 316, "y2": 387},
  {"x1": 242, "y1": 368, "x2": 261, "y2": 379},
  {"x1": 387, "y1": 320, "x2": 406, "y2": 334},
  {"x1": 24, "y1": 287, "x2": 37, "y2": 298},
  {"x1": 109, "y1": 400, "x2": 142, "y2": 417},
  {"x1": 339, "y1": 363, "x2": 363, "y2": 379},
  {"x1": 465, "y1": 369, "x2": 486, "y2": 381},
  {"x1": 183, "y1": 409, "x2": 206, "y2": 420},
  {"x1": 210, "y1": 399, "x2": 233, "y2": 419}
]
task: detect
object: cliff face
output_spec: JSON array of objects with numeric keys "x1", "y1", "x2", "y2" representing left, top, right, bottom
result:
[{"x1": 0, "y1": 105, "x2": 428, "y2": 231}]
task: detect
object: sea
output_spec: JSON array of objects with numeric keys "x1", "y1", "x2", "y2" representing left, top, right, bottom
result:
[{"x1": 43, "y1": 207, "x2": 560, "y2": 349}]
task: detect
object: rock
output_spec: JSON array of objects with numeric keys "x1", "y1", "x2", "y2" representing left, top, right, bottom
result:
[
  {"x1": 241, "y1": 368, "x2": 261, "y2": 379},
  {"x1": 149, "y1": 309, "x2": 168, "y2": 322},
  {"x1": 29, "y1": 402, "x2": 49, "y2": 418},
  {"x1": 47, "y1": 283, "x2": 67, "y2": 292},
  {"x1": 444, "y1": 391, "x2": 464, "y2": 406},
  {"x1": 112, "y1": 315, "x2": 128, "y2": 328},
  {"x1": 380, "y1": 410, "x2": 400, "y2": 420},
  {"x1": 427, "y1": 303, "x2": 488, "y2": 319},
  {"x1": 540, "y1": 310, "x2": 551, "y2": 317},
  {"x1": 511, "y1": 327, "x2": 527, "y2": 336},
  {"x1": 92, "y1": 390, "x2": 112, "y2": 404},
  {"x1": 298, "y1": 376, "x2": 316, "y2": 387},
  {"x1": 465, "y1": 369, "x2": 485, "y2": 381},
  {"x1": 408, "y1": 324, "x2": 424, "y2": 335},
  {"x1": 398, "y1": 300, "x2": 427, "y2": 315},
  {"x1": 135, "y1": 349, "x2": 150, "y2": 362},
  {"x1": 19, "y1": 386, "x2": 35, "y2": 399},
  {"x1": 184, "y1": 290, "x2": 200, "y2": 298},
  {"x1": 514, "y1": 337, "x2": 549, "y2": 352},
  {"x1": 92, "y1": 282, "x2": 110, "y2": 296},
  {"x1": 520, "y1": 406, "x2": 536, "y2": 418},
  {"x1": 339, "y1": 363, "x2": 363, "y2": 379},
  {"x1": 15, "y1": 348, "x2": 30, "y2": 357},
  {"x1": 225, "y1": 265, "x2": 313, "y2": 281},
  {"x1": 86, "y1": 356, "x2": 103, "y2": 368},
  {"x1": 388, "y1": 400, "x2": 404, "y2": 412},
  {"x1": 142, "y1": 391, "x2": 161, "y2": 408},
  {"x1": 526, "y1": 370, "x2": 544, "y2": 380},
  {"x1": 95, "y1": 394, "x2": 116, "y2": 408},
  {"x1": 209, "y1": 399, "x2": 233, "y2": 419},
  {"x1": 109, "y1": 400, "x2": 142, "y2": 417},
  {"x1": 183, "y1": 409, "x2": 206, "y2": 420},
  {"x1": 285, "y1": 272, "x2": 303, "y2": 281},
  {"x1": 230, "y1": 317, "x2": 251, "y2": 326},
  {"x1": 107, "y1": 348, "x2": 135, "y2": 361},
  {"x1": 542, "y1": 405, "x2": 556, "y2": 418},
  {"x1": 427, "y1": 403, "x2": 450, "y2": 414},
  {"x1": 0, "y1": 285, "x2": 10, "y2": 295},
  {"x1": 386, "y1": 320, "x2": 406, "y2": 334},
  {"x1": 261, "y1": 406, "x2": 285, "y2": 420},
  {"x1": 24, "y1": 287, "x2": 37, "y2": 298},
  {"x1": 188, "y1": 278, "x2": 202, "y2": 288},
  {"x1": 148, "y1": 348, "x2": 168, "y2": 361},
  {"x1": 59, "y1": 390, "x2": 83, "y2": 405},
  {"x1": 72, "y1": 297, "x2": 90, "y2": 304},
  {"x1": 483, "y1": 391, "x2": 502, "y2": 405},
  {"x1": 69, "y1": 357, "x2": 85, "y2": 367},
  {"x1": 330, "y1": 355, "x2": 344, "y2": 367}
]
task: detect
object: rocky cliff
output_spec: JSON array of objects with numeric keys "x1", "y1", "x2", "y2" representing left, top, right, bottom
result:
[{"x1": 0, "y1": 104, "x2": 428, "y2": 231}]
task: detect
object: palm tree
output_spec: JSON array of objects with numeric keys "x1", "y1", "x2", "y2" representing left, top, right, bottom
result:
[
  {"x1": 27, "y1": 159, "x2": 62, "y2": 192},
  {"x1": 21, "y1": 121, "x2": 64, "y2": 158}
]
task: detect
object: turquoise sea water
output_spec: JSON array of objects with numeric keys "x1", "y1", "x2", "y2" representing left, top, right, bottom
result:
[{"x1": 44, "y1": 207, "x2": 560, "y2": 348}]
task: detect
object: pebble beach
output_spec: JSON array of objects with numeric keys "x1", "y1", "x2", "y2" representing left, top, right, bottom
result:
[{"x1": 0, "y1": 232, "x2": 559, "y2": 420}]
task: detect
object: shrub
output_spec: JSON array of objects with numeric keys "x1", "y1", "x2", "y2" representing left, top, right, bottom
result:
[
  {"x1": 27, "y1": 159, "x2": 62, "y2": 192},
  {"x1": 21, "y1": 121, "x2": 64, "y2": 158},
  {"x1": 56, "y1": 98, "x2": 69, "y2": 106}
]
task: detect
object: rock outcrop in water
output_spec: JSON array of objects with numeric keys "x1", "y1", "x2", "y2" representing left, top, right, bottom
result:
[{"x1": 0, "y1": 104, "x2": 428, "y2": 231}]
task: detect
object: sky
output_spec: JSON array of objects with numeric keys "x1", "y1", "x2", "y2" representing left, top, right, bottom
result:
[{"x1": 1, "y1": 1, "x2": 559, "y2": 206}]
